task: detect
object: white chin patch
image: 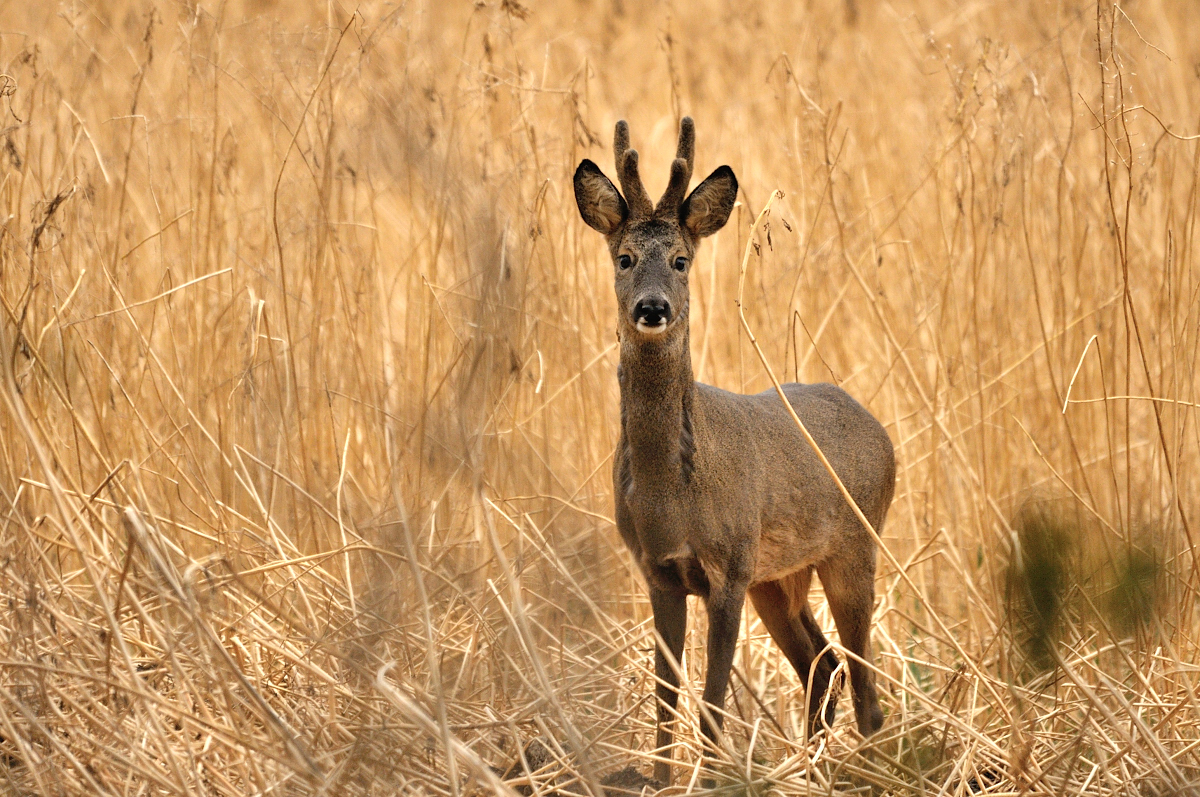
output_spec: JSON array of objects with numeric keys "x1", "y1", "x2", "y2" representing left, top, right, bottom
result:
[{"x1": 636, "y1": 320, "x2": 668, "y2": 335}]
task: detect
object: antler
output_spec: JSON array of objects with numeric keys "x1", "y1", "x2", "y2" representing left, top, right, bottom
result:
[
  {"x1": 655, "y1": 116, "x2": 695, "y2": 216},
  {"x1": 613, "y1": 120, "x2": 654, "y2": 218}
]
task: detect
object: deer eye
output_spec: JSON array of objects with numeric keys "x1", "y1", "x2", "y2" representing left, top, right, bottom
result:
[
  {"x1": 673, "y1": 257, "x2": 688, "y2": 272},
  {"x1": 617, "y1": 254, "x2": 633, "y2": 270}
]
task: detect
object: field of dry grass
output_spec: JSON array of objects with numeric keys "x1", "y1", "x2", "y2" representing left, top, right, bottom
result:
[{"x1": 1, "y1": 0, "x2": 1198, "y2": 794}]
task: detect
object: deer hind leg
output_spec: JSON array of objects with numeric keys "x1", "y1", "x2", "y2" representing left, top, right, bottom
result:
[
  {"x1": 748, "y1": 568, "x2": 840, "y2": 733},
  {"x1": 818, "y1": 553, "x2": 884, "y2": 735}
]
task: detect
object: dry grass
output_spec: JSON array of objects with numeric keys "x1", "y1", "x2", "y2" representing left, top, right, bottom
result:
[{"x1": 0, "y1": 0, "x2": 1198, "y2": 794}]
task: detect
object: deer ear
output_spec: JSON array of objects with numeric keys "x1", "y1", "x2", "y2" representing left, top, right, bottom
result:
[
  {"x1": 574, "y1": 160, "x2": 628, "y2": 235},
  {"x1": 681, "y1": 165, "x2": 738, "y2": 238}
]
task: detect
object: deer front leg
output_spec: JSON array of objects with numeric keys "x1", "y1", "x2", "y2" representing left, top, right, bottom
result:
[
  {"x1": 650, "y1": 586, "x2": 688, "y2": 785},
  {"x1": 699, "y1": 579, "x2": 748, "y2": 772}
]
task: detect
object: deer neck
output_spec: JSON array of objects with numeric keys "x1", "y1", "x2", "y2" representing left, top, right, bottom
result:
[{"x1": 618, "y1": 328, "x2": 696, "y2": 491}]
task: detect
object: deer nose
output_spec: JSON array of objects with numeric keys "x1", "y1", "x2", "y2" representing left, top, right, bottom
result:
[{"x1": 633, "y1": 297, "x2": 671, "y2": 331}]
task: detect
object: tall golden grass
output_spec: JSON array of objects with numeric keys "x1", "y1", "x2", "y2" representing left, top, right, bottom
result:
[{"x1": 0, "y1": 0, "x2": 1197, "y2": 793}]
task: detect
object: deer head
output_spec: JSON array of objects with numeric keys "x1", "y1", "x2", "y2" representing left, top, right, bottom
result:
[{"x1": 573, "y1": 118, "x2": 738, "y2": 341}]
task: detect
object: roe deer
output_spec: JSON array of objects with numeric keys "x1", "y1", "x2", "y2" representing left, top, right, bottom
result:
[{"x1": 573, "y1": 118, "x2": 894, "y2": 784}]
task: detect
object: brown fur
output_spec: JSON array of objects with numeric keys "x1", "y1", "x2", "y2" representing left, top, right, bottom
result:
[{"x1": 574, "y1": 119, "x2": 895, "y2": 785}]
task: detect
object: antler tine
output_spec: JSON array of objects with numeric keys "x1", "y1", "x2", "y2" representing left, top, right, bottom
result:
[
  {"x1": 613, "y1": 120, "x2": 630, "y2": 166},
  {"x1": 613, "y1": 120, "x2": 653, "y2": 217},
  {"x1": 676, "y1": 116, "x2": 695, "y2": 172},
  {"x1": 655, "y1": 116, "x2": 696, "y2": 215}
]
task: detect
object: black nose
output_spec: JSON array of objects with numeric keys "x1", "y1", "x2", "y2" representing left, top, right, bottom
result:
[{"x1": 634, "y1": 297, "x2": 671, "y2": 327}]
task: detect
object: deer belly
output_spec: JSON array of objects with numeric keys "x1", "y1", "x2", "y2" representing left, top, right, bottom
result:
[{"x1": 753, "y1": 522, "x2": 831, "y2": 583}]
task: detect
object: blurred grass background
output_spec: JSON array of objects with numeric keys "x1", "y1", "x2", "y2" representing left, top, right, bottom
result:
[{"x1": 0, "y1": 0, "x2": 1198, "y2": 793}]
